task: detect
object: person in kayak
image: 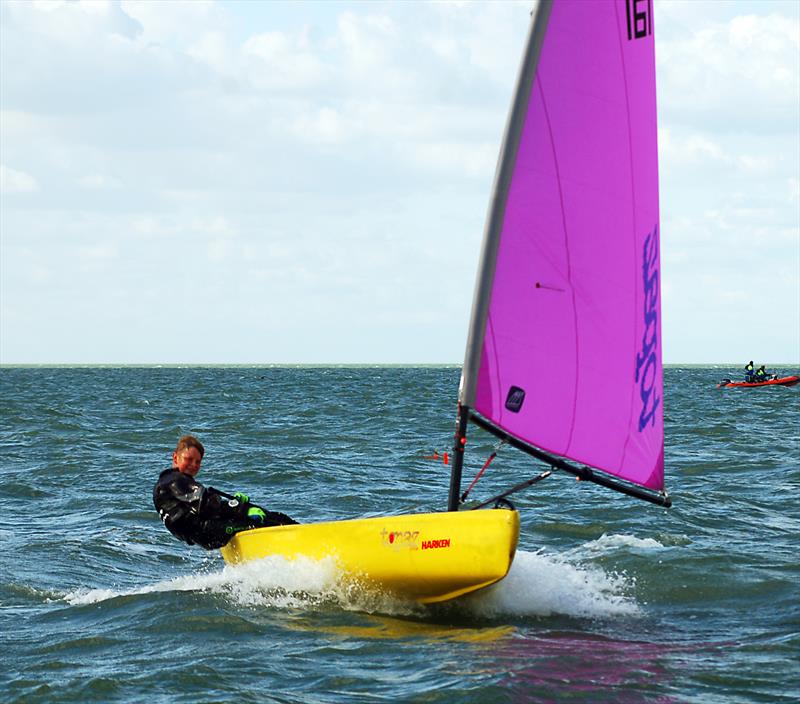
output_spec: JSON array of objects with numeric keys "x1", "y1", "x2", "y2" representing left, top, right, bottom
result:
[
  {"x1": 153, "y1": 435, "x2": 297, "y2": 550},
  {"x1": 744, "y1": 361, "x2": 755, "y2": 382}
]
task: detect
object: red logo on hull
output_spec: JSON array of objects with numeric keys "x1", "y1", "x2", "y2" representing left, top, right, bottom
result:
[{"x1": 421, "y1": 539, "x2": 450, "y2": 550}]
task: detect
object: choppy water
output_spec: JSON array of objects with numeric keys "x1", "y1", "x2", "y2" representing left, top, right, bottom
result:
[{"x1": 1, "y1": 365, "x2": 798, "y2": 703}]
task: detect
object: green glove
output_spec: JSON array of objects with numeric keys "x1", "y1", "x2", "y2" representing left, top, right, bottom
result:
[
  {"x1": 247, "y1": 506, "x2": 266, "y2": 524},
  {"x1": 233, "y1": 492, "x2": 250, "y2": 504}
]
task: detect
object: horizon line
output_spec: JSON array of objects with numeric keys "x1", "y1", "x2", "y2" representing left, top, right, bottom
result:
[{"x1": 1, "y1": 362, "x2": 798, "y2": 369}]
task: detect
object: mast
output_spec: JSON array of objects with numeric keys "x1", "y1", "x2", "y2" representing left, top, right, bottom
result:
[
  {"x1": 459, "y1": 0, "x2": 552, "y2": 410},
  {"x1": 447, "y1": 404, "x2": 470, "y2": 511},
  {"x1": 448, "y1": 1, "x2": 552, "y2": 511}
]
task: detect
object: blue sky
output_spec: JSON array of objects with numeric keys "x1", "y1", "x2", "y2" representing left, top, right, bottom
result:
[{"x1": 1, "y1": 0, "x2": 798, "y2": 365}]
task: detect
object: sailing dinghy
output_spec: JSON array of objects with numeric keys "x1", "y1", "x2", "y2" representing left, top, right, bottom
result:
[{"x1": 221, "y1": 0, "x2": 671, "y2": 603}]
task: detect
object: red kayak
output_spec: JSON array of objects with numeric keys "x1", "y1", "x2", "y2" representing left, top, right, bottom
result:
[{"x1": 717, "y1": 375, "x2": 800, "y2": 389}]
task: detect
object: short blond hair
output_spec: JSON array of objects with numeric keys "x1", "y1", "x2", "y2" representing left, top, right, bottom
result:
[{"x1": 175, "y1": 434, "x2": 205, "y2": 458}]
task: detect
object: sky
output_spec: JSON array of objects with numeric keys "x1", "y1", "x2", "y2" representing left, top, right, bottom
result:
[{"x1": 1, "y1": 0, "x2": 798, "y2": 365}]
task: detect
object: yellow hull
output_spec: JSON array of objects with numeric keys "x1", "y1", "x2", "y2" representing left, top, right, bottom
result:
[{"x1": 220, "y1": 509, "x2": 519, "y2": 604}]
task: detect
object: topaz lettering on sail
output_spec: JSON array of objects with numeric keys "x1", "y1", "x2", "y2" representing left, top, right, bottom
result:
[{"x1": 635, "y1": 224, "x2": 660, "y2": 431}]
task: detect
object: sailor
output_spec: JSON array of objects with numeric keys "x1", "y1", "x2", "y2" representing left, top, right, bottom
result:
[
  {"x1": 755, "y1": 365, "x2": 768, "y2": 382},
  {"x1": 744, "y1": 361, "x2": 755, "y2": 382},
  {"x1": 153, "y1": 435, "x2": 297, "y2": 550}
]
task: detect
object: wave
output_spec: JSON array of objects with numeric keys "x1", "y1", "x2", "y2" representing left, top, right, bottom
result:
[
  {"x1": 575, "y1": 533, "x2": 665, "y2": 554},
  {"x1": 62, "y1": 555, "x2": 423, "y2": 617},
  {"x1": 461, "y1": 549, "x2": 640, "y2": 619},
  {"x1": 63, "y1": 543, "x2": 641, "y2": 621}
]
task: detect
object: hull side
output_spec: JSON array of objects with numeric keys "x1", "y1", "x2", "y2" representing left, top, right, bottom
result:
[{"x1": 220, "y1": 509, "x2": 519, "y2": 604}]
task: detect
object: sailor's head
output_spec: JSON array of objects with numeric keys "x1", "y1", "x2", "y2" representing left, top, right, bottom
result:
[{"x1": 173, "y1": 434, "x2": 205, "y2": 476}]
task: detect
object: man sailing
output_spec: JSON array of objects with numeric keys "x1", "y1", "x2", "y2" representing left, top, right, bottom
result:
[{"x1": 153, "y1": 435, "x2": 297, "y2": 550}]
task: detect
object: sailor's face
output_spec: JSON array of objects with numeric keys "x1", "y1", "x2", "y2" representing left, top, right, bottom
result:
[{"x1": 173, "y1": 447, "x2": 203, "y2": 476}]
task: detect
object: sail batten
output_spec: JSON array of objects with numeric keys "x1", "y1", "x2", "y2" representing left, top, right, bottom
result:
[{"x1": 458, "y1": 0, "x2": 665, "y2": 496}]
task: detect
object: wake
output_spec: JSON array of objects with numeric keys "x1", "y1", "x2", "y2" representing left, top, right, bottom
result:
[
  {"x1": 463, "y1": 548, "x2": 640, "y2": 619},
  {"x1": 64, "y1": 533, "x2": 664, "y2": 620}
]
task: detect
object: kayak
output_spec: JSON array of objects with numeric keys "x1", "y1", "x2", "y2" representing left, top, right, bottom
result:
[
  {"x1": 716, "y1": 375, "x2": 800, "y2": 389},
  {"x1": 219, "y1": 508, "x2": 519, "y2": 604}
]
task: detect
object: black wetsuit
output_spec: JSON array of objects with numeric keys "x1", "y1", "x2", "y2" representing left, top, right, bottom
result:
[{"x1": 153, "y1": 468, "x2": 297, "y2": 550}]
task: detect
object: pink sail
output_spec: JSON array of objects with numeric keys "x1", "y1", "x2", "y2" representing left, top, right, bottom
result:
[{"x1": 460, "y1": 0, "x2": 664, "y2": 491}]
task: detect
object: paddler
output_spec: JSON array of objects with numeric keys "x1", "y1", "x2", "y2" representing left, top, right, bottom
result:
[
  {"x1": 153, "y1": 435, "x2": 297, "y2": 550},
  {"x1": 744, "y1": 361, "x2": 755, "y2": 382}
]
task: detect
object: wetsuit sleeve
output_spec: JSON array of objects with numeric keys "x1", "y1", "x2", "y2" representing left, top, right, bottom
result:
[
  {"x1": 153, "y1": 471, "x2": 207, "y2": 546},
  {"x1": 168, "y1": 473, "x2": 205, "y2": 505},
  {"x1": 202, "y1": 487, "x2": 250, "y2": 522}
]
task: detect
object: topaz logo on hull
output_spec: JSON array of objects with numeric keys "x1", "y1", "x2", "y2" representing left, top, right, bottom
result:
[{"x1": 380, "y1": 528, "x2": 420, "y2": 551}]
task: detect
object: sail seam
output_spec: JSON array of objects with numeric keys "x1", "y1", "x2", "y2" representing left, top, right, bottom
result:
[
  {"x1": 486, "y1": 315, "x2": 503, "y2": 422},
  {"x1": 536, "y1": 72, "x2": 580, "y2": 455},
  {"x1": 615, "y1": 0, "x2": 640, "y2": 475}
]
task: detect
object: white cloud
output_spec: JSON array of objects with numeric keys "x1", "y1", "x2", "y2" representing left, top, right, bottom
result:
[
  {"x1": 77, "y1": 243, "x2": 119, "y2": 272},
  {"x1": 186, "y1": 31, "x2": 231, "y2": 75},
  {"x1": 200, "y1": 216, "x2": 235, "y2": 238},
  {"x1": 336, "y1": 11, "x2": 397, "y2": 74},
  {"x1": 120, "y1": 0, "x2": 221, "y2": 47},
  {"x1": 403, "y1": 140, "x2": 498, "y2": 179},
  {"x1": 78, "y1": 173, "x2": 121, "y2": 190},
  {"x1": 0, "y1": 164, "x2": 38, "y2": 192},
  {"x1": 3, "y1": 0, "x2": 141, "y2": 44},
  {"x1": 28, "y1": 265, "x2": 52, "y2": 285},
  {"x1": 243, "y1": 28, "x2": 327, "y2": 90},
  {"x1": 130, "y1": 215, "x2": 235, "y2": 239},
  {"x1": 657, "y1": 7, "x2": 800, "y2": 132},
  {"x1": 659, "y1": 128, "x2": 726, "y2": 165},
  {"x1": 789, "y1": 178, "x2": 800, "y2": 202},
  {"x1": 290, "y1": 106, "x2": 349, "y2": 145},
  {"x1": 207, "y1": 238, "x2": 231, "y2": 263},
  {"x1": 78, "y1": 243, "x2": 118, "y2": 259}
]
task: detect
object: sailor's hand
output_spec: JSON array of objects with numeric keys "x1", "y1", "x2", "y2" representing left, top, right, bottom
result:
[
  {"x1": 233, "y1": 491, "x2": 250, "y2": 504},
  {"x1": 247, "y1": 506, "x2": 266, "y2": 524}
]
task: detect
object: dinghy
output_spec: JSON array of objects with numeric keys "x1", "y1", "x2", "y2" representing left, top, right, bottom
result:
[
  {"x1": 716, "y1": 375, "x2": 799, "y2": 389},
  {"x1": 221, "y1": 509, "x2": 519, "y2": 604},
  {"x1": 221, "y1": 0, "x2": 671, "y2": 602}
]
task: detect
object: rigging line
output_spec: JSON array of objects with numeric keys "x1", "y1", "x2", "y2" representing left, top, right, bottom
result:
[
  {"x1": 471, "y1": 470, "x2": 553, "y2": 510},
  {"x1": 460, "y1": 439, "x2": 507, "y2": 504}
]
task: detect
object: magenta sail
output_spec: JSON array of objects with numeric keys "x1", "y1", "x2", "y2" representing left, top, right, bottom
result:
[{"x1": 460, "y1": 0, "x2": 664, "y2": 492}]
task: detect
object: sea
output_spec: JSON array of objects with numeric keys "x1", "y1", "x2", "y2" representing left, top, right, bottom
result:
[{"x1": 1, "y1": 365, "x2": 798, "y2": 703}]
